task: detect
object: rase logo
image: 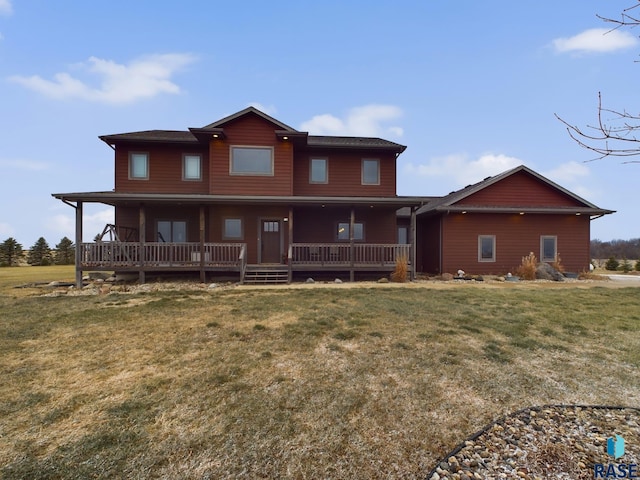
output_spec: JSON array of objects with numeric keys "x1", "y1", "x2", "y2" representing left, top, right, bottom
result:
[{"x1": 594, "y1": 435, "x2": 638, "y2": 479}]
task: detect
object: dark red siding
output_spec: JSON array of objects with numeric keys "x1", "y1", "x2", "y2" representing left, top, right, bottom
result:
[
  {"x1": 208, "y1": 205, "x2": 290, "y2": 264},
  {"x1": 293, "y1": 207, "x2": 397, "y2": 243},
  {"x1": 459, "y1": 171, "x2": 585, "y2": 207},
  {"x1": 114, "y1": 143, "x2": 208, "y2": 194},
  {"x1": 209, "y1": 115, "x2": 293, "y2": 195},
  {"x1": 436, "y1": 212, "x2": 591, "y2": 275},
  {"x1": 293, "y1": 151, "x2": 397, "y2": 197}
]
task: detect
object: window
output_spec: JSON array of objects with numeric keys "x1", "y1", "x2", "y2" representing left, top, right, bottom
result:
[
  {"x1": 478, "y1": 235, "x2": 496, "y2": 262},
  {"x1": 223, "y1": 218, "x2": 243, "y2": 240},
  {"x1": 183, "y1": 154, "x2": 201, "y2": 180},
  {"x1": 157, "y1": 221, "x2": 186, "y2": 242},
  {"x1": 129, "y1": 152, "x2": 148, "y2": 179},
  {"x1": 310, "y1": 158, "x2": 328, "y2": 183},
  {"x1": 337, "y1": 222, "x2": 364, "y2": 241},
  {"x1": 362, "y1": 158, "x2": 379, "y2": 185},
  {"x1": 263, "y1": 221, "x2": 279, "y2": 232},
  {"x1": 230, "y1": 146, "x2": 273, "y2": 175},
  {"x1": 398, "y1": 226, "x2": 409, "y2": 244},
  {"x1": 541, "y1": 236, "x2": 557, "y2": 262}
]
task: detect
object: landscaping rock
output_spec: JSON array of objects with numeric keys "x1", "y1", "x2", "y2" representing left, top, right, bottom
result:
[
  {"x1": 536, "y1": 262, "x2": 565, "y2": 281},
  {"x1": 441, "y1": 273, "x2": 454, "y2": 281}
]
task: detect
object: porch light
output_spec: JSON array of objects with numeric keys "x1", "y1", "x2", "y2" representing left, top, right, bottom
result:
[
  {"x1": 212, "y1": 134, "x2": 219, "y2": 138},
  {"x1": 282, "y1": 136, "x2": 289, "y2": 140},
  {"x1": 576, "y1": 212, "x2": 581, "y2": 216},
  {"x1": 461, "y1": 211, "x2": 467, "y2": 214},
  {"x1": 519, "y1": 212, "x2": 525, "y2": 215},
  {"x1": 283, "y1": 217, "x2": 288, "y2": 222}
]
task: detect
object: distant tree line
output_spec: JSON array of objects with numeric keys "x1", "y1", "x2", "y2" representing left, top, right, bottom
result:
[
  {"x1": 0, "y1": 237, "x2": 75, "y2": 267},
  {"x1": 591, "y1": 238, "x2": 640, "y2": 262}
]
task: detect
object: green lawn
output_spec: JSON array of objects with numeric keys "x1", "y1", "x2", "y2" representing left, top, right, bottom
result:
[{"x1": 0, "y1": 278, "x2": 639, "y2": 478}]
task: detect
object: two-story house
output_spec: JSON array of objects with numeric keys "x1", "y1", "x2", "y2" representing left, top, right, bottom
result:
[
  {"x1": 54, "y1": 107, "x2": 425, "y2": 286},
  {"x1": 53, "y1": 107, "x2": 613, "y2": 287}
]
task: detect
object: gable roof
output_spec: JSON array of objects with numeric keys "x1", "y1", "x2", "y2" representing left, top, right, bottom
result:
[
  {"x1": 416, "y1": 165, "x2": 614, "y2": 216},
  {"x1": 98, "y1": 106, "x2": 406, "y2": 153},
  {"x1": 202, "y1": 106, "x2": 298, "y2": 131}
]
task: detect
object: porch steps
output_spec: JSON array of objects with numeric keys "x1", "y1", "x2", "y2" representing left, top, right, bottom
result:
[{"x1": 243, "y1": 265, "x2": 289, "y2": 284}]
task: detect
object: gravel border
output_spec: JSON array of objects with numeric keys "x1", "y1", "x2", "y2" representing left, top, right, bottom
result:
[{"x1": 426, "y1": 405, "x2": 640, "y2": 480}]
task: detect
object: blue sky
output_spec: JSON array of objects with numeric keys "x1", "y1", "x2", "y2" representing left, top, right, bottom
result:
[{"x1": 0, "y1": 0, "x2": 638, "y2": 248}]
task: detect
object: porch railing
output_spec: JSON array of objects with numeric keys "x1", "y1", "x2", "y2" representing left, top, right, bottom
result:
[
  {"x1": 80, "y1": 242, "x2": 245, "y2": 268},
  {"x1": 290, "y1": 243, "x2": 410, "y2": 266}
]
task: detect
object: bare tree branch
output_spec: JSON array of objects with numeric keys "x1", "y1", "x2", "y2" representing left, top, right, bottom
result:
[{"x1": 557, "y1": 1, "x2": 640, "y2": 163}]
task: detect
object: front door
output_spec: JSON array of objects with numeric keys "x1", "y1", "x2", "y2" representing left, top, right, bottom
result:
[{"x1": 261, "y1": 220, "x2": 281, "y2": 263}]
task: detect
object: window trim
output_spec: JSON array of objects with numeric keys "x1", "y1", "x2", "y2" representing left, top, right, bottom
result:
[
  {"x1": 229, "y1": 145, "x2": 274, "y2": 176},
  {"x1": 129, "y1": 152, "x2": 149, "y2": 180},
  {"x1": 540, "y1": 235, "x2": 557, "y2": 262},
  {"x1": 182, "y1": 153, "x2": 202, "y2": 181},
  {"x1": 361, "y1": 158, "x2": 380, "y2": 185},
  {"x1": 223, "y1": 217, "x2": 244, "y2": 240},
  {"x1": 309, "y1": 157, "x2": 328, "y2": 184},
  {"x1": 337, "y1": 222, "x2": 365, "y2": 242},
  {"x1": 478, "y1": 235, "x2": 496, "y2": 262}
]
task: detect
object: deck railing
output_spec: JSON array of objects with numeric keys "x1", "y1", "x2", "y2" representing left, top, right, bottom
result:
[
  {"x1": 290, "y1": 243, "x2": 410, "y2": 266},
  {"x1": 79, "y1": 242, "x2": 409, "y2": 270},
  {"x1": 80, "y1": 242, "x2": 245, "y2": 268}
]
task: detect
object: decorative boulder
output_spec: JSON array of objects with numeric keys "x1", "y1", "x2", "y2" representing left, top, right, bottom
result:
[{"x1": 536, "y1": 262, "x2": 565, "y2": 281}]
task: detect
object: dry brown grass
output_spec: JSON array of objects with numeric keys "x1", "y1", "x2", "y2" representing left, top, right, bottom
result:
[
  {"x1": 390, "y1": 254, "x2": 409, "y2": 282},
  {"x1": 1, "y1": 280, "x2": 639, "y2": 479},
  {"x1": 514, "y1": 252, "x2": 537, "y2": 280},
  {"x1": 551, "y1": 253, "x2": 565, "y2": 274}
]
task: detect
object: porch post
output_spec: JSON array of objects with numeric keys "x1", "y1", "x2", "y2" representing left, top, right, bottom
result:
[
  {"x1": 75, "y1": 201, "x2": 83, "y2": 289},
  {"x1": 138, "y1": 204, "x2": 146, "y2": 284},
  {"x1": 410, "y1": 206, "x2": 417, "y2": 281},
  {"x1": 199, "y1": 205, "x2": 206, "y2": 283},
  {"x1": 349, "y1": 207, "x2": 355, "y2": 282},
  {"x1": 288, "y1": 206, "x2": 293, "y2": 283}
]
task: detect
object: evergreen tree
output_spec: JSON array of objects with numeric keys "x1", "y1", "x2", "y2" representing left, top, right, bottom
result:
[
  {"x1": 28, "y1": 237, "x2": 53, "y2": 266},
  {"x1": 0, "y1": 237, "x2": 24, "y2": 266},
  {"x1": 55, "y1": 236, "x2": 75, "y2": 265}
]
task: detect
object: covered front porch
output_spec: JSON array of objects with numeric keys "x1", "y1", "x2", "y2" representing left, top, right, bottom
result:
[{"x1": 52, "y1": 192, "x2": 425, "y2": 287}]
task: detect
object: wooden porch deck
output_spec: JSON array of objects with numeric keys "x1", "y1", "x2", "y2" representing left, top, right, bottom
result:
[{"x1": 78, "y1": 242, "x2": 411, "y2": 282}]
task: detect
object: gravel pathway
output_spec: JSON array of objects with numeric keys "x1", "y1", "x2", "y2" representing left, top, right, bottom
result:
[{"x1": 427, "y1": 405, "x2": 640, "y2": 480}]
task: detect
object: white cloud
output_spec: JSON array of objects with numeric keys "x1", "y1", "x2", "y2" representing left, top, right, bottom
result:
[
  {"x1": 247, "y1": 102, "x2": 277, "y2": 116},
  {"x1": 0, "y1": 222, "x2": 15, "y2": 238},
  {"x1": 403, "y1": 152, "x2": 523, "y2": 188},
  {"x1": 552, "y1": 28, "x2": 638, "y2": 54},
  {"x1": 9, "y1": 53, "x2": 198, "y2": 104},
  {"x1": 300, "y1": 104, "x2": 404, "y2": 138},
  {"x1": 542, "y1": 161, "x2": 590, "y2": 184},
  {"x1": 45, "y1": 207, "x2": 114, "y2": 243},
  {"x1": 0, "y1": 0, "x2": 12, "y2": 16},
  {"x1": 0, "y1": 158, "x2": 49, "y2": 171}
]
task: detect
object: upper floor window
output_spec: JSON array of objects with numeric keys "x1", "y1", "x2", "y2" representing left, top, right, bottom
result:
[
  {"x1": 362, "y1": 158, "x2": 380, "y2": 185},
  {"x1": 183, "y1": 154, "x2": 201, "y2": 181},
  {"x1": 540, "y1": 236, "x2": 557, "y2": 262},
  {"x1": 129, "y1": 152, "x2": 148, "y2": 180},
  {"x1": 230, "y1": 146, "x2": 273, "y2": 175},
  {"x1": 478, "y1": 235, "x2": 496, "y2": 262},
  {"x1": 310, "y1": 158, "x2": 328, "y2": 183}
]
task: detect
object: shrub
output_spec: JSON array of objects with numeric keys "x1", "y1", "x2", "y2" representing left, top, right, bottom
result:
[
  {"x1": 551, "y1": 253, "x2": 565, "y2": 273},
  {"x1": 515, "y1": 252, "x2": 537, "y2": 280},
  {"x1": 391, "y1": 254, "x2": 408, "y2": 283},
  {"x1": 620, "y1": 258, "x2": 632, "y2": 273},
  {"x1": 605, "y1": 257, "x2": 619, "y2": 271},
  {"x1": 635, "y1": 260, "x2": 640, "y2": 272}
]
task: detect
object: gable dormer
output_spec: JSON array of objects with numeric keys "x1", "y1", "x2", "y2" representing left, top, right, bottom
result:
[{"x1": 190, "y1": 107, "x2": 307, "y2": 196}]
